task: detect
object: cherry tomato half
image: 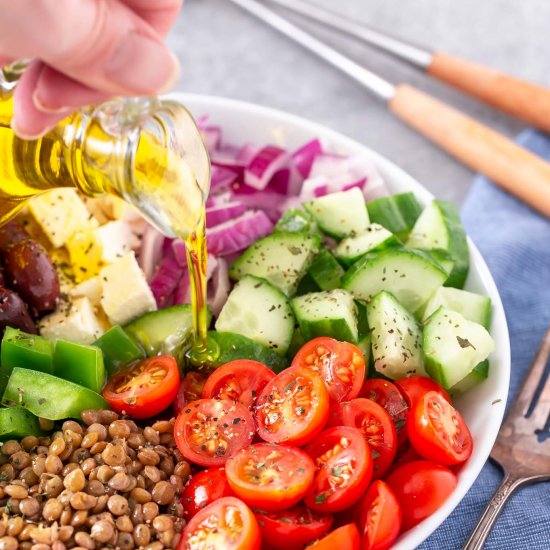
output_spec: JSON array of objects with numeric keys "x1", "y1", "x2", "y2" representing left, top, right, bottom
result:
[
  {"x1": 395, "y1": 376, "x2": 450, "y2": 408},
  {"x1": 360, "y1": 379, "x2": 409, "y2": 448},
  {"x1": 356, "y1": 480, "x2": 401, "y2": 550},
  {"x1": 175, "y1": 371, "x2": 208, "y2": 415},
  {"x1": 255, "y1": 366, "x2": 330, "y2": 447},
  {"x1": 202, "y1": 360, "x2": 276, "y2": 409},
  {"x1": 175, "y1": 399, "x2": 255, "y2": 467},
  {"x1": 180, "y1": 496, "x2": 260, "y2": 550},
  {"x1": 102, "y1": 355, "x2": 179, "y2": 419},
  {"x1": 225, "y1": 442, "x2": 315, "y2": 511},
  {"x1": 385, "y1": 460, "x2": 457, "y2": 531},
  {"x1": 291, "y1": 337, "x2": 366, "y2": 402},
  {"x1": 328, "y1": 398, "x2": 397, "y2": 479},
  {"x1": 255, "y1": 506, "x2": 333, "y2": 550},
  {"x1": 181, "y1": 467, "x2": 234, "y2": 519},
  {"x1": 308, "y1": 523, "x2": 360, "y2": 550},
  {"x1": 408, "y1": 390, "x2": 473, "y2": 466},
  {"x1": 304, "y1": 426, "x2": 372, "y2": 513}
]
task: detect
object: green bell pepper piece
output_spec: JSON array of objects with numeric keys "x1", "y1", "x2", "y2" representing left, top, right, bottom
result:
[
  {"x1": 0, "y1": 407, "x2": 45, "y2": 440},
  {"x1": 93, "y1": 326, "x2": 144, "y2": 375},
  {"x1": 2, "y1": 368, "x2": 108, "y2": 420},
  {"x1": 0, "y1": 327, "x2": 54, "y2": 392},
  {"x1": 54, "y1": 340, "x2": 106, "y2": 393}
]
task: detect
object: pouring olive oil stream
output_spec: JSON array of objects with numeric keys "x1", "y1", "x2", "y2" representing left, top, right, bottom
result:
[{"x1": 0, "y1": 62, "x2": 214, "y2": 366}]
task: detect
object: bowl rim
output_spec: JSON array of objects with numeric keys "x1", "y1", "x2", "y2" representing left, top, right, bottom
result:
[{"x1": 167, "y1": 92, "x2": 511, "y2": 549}]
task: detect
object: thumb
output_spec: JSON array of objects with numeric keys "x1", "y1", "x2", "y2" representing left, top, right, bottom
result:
[{"x1": 0, "y1": 0, "x2": 180, "y2": 96}]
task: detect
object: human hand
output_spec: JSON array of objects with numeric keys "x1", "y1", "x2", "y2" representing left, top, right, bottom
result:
[{"x1": 0, "y1": 0, "x2": 182, "y2": 139}]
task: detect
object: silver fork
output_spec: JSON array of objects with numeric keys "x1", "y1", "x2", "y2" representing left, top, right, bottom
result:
[{"x1": 463, "y1": 327, "x2": 550, "y2": 549}]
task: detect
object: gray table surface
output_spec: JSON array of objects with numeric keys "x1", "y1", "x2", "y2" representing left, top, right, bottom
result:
[{"x1": 167, "y1": 0, "x2": 550, "y2": 205}]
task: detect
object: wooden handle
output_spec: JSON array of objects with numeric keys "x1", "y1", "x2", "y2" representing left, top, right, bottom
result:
[
  {"x1": 389, "y1": 85, "x2": 550, "y2": 218},
  {"x1": 428, "y1": 52, "x2": 550, "y2": 133}
]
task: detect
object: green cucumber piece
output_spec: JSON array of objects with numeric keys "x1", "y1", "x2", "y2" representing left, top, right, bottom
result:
[
  {"x1": 421, "y1": 249, "x2": 455, "y2": 279},
  {"x1": 229, "y1": 232, "x2": 321, "y2": 296},
  {"x1": 367, "y1": 291, "x2": 426, "y2": 379},
  {"x1": 215, "y1": 275, "x2": 295, "y2": 355},
  {"x1": 291, "y1": 289, "x2": 358, "y2": 343},
  {"x1": 275, "y1": 209, "x2": 320, "y2": 234},
  {"x1": 342, "y1": 247, "x2": 447, "y2": 315},
  {"x1": 423, "y1": 287, "x2": 492, "y2": 329},
  {"x1": 207, "y1": 332, "x2": 288, "y2": 373},
  {"x1": 1, "y1": 327, "x2": 54, "y2": 392},
  {"x1": 366, "y1": 192, "x2": 423, "y2": 240},
  {"x1": 356, "y1": 332, "x2": 371, "y2": 367},
  {"x1": 93, "y1": 326, "x2": 145, "y2": 375},
  {"x1": 449, "y1": 360, "x2": 489, "y2": 396},
  {"x1": 356, "y1": 301, "x2": 369, "y2": 336},
  {"x1": 335, "y1": 224, "x2": 401, "y2": 266},
  {"x1": 423, "y1": 307, "x2": 495, "y2": 389},
  {"x1": 124, "y1": 305, "x2": 211, "y2": 362},
  {"x1": 295, "y1": 273, "x2": 321, "y2": 296},
  {"x1": 287, "y1": 328, "x2": 306, "y2": 359},
  {"x1": 54, "y1": 340, "x2": 105, "y2": 393},
  {"x1": 304, "y1": 188, "x2": 369, "y2": 239},
  {"x1": 307, "y1": 249, "x2": 345, "y2": 290},
  {"x1": 406, "y1": 200, "x2": 469, "y2": 289},
  {"x1": 0, "y1": 407, "x2": 44, "y2": 440},
  {"x1": 2, "y1": 368, "x2": 108, "y2": 420}
]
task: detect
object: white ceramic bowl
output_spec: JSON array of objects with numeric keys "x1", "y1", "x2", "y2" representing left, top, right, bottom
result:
[{"x1": 170, "y1": 93, "x2": 511, "y2": 549}]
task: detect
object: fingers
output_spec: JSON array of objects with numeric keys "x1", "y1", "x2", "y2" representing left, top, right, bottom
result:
[{"x1": 119, "y1": 0, "x2": 183, "y2": 36}]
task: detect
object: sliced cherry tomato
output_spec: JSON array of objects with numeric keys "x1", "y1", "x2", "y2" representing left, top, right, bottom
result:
[
  {"x1": 393, "y1": 443, "x2": 422, "y2": 469},
  {"x1": 408, "y1": 390, "x2": 473, "y2": 466},
  {"x1": 202, "y1": 360, "x2": 276, "y2": 409},
  {"x1": 255, "y1": 506, "x2": 333, "y2": 550},
  {"x1": 385, "y1": 460, "x2": 457, "y2": 531},
  {"x1": 175, "y1": 399, "x2": 255, "y2": 467},
  {"x1": 181, "y1": 467, "x2": 234, "y2": 519},
  {"x1": 395, "y1": 376, "x2": 450, "y2": 408},
  {"x1": 304, "y1": 426, "x2": 372, "y2": 513},
  {"x1": 225, "y1": 442, "x2": 315, "y2": 511},
  {"x1": 180, "y1": 496, "x2": 260, "y2": 550},
  {"x1": 102, "y1": 355, "x2": 179, "y2": 419},
  {"x1": 308, "y1": 523, "x2": 360, "y2": 550},
  {"x1": 291, "y1": 337, "x2": 366, "y2": 402},
  {"x1": 356, "y1": 480, "x2": 401, "y2": 550},
  {"x1": 328, "y1": 398, "x2": 397, "y2": 479},
  {"x1": 255, "y1": 366, "x2": 330, "y2": 447},
  {"x1": 360, "y1": 379, "x2": 409, "y2": 448},
  {"x1": 175, "y1": 371, "x2": 208, "y2": 415}
]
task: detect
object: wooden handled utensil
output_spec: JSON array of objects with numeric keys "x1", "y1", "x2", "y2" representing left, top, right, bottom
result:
[
  {"x1": 266, "y1": 0, "x2": 550, "y2": 134},
  {"x1": 229, "y1": 0, "x2": 550, "y2": 219}
]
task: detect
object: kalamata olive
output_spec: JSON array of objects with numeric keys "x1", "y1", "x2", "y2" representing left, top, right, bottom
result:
[
  {"x1": 0, "y1": 264, "x2": 5, "y2": 287},
  {"x1": 0, "y1": 222, "x2": 29, "y2": 251},
  {"x1": 0, "y1": 287, "x2": 37, "y2": 334},
  {"x1": 3, "y1": 239, "x2": 60, "y2": 313}
]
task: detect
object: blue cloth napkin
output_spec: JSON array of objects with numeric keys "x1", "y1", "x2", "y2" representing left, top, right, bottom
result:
[{"x1": 418, "y1": 129, "x2": 550, "y2": 549}]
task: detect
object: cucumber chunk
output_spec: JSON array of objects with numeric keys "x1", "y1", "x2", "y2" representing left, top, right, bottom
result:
[
  {"x1": 215, "y1": 275, "x2": 295, "y2": 355},
  {"x1": 367, "y1": 291, "x2": 426, "y2": 379},
  {"x1": 335, "y1": 224, "x2": 401, "y2": 266},
  {"x1": 124, "y1": 305, "x2": 211, "y2": 362},
  {"x1": 366, "y1": 192, "x2": 423, "y2": 240},
  {"x1": 449, "y1": 360, "x2": 489, "y2": 396},
  {"x1": 304, "y1": 188, "x2": 369, "y2": 239},
  {"x1": 291, "y1": 289, "x2": 358, "y2": 343},
  {"x1": 423, "y1": 307, "x2": 495, "y2": 389},
  {"x1": 229, "y1": 232, "x2": 321, "y2": 296},
  {"x1": 342, "y1": 247, "x2": 447, "y2": 315},
  {"x1": 275, "y1": 209, "x2": 320, "y2": 234},
  {"x1": 423, "y1": 287, "x2": 492, "y2": 329},
  {"x1": 207, "y1": 332, "x2": 288, "y2": 373},
  {"x1": 356, "y1": 333, "x2": 371, "y2": 366},
  {"x1": 406, "y1": 200, "x2": 469, "y2": 289},
  {"x1": 307, "y1": 249, "x2": 345, "y2": 290}
]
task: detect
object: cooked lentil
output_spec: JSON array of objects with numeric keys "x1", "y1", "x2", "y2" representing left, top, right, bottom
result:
[{"x1": 0, "y1": 411, "x2": 188, "y2": 548}]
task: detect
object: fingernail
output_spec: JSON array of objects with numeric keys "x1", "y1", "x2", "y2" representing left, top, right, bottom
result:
[
  {"x1": 10, "y1": 118, "x2": 52, "y2": 140},
  {"x1": 32, "y1": 91, "x2": 71, "y2": 114},
  {"x1": 105, "y1": 32, "x2": 180, "y2": 93}
]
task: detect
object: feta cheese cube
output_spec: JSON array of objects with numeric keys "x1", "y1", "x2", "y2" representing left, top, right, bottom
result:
[
  {"x1": 100, "y1": 252, "x2": 156, "y2": 325},
  {"x1": 94, "y1": 221, "x2": 140, "y2": 263},
  {"x1": 66, "y1": 231, "x2": 103, "y2": 282},
  {"x1": 70, "y1": 276, "x2": 102, "y2": 306},
  {"x1": 28, "y1": 189, "x2": 98, "y2": 248},
  {"x1": 39, "y1": 297, "x2": 104, "y2": 344}
]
